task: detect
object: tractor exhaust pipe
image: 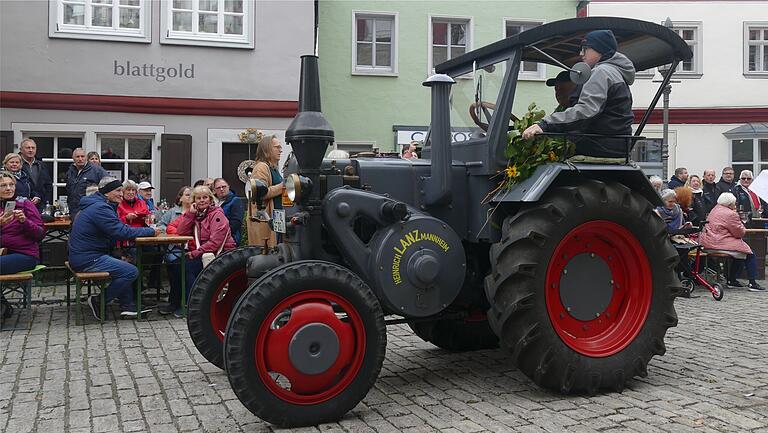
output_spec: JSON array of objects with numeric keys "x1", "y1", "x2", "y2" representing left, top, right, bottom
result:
[
  {"x1": 285, "y1": 55, "x2": 334, "y2": 173},
  {"x1": 421, "y1": 74, "x2": 456, "y2": 206}
]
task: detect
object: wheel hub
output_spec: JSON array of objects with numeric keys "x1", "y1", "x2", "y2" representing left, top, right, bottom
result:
[
  {"x1": 288, "y1": 323, "x2": 340, "y2": 375},
  {"x1": 559, "y1": 253, "x2": 613, "y2": 321}
]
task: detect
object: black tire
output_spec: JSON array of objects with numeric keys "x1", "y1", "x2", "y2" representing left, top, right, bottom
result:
[
  {"x1": 712, "y1": 283, "x2": 724, "y2": 301},
  {"x1": 409, "y1": 317, "x2": 498, "y2": 351},
  {"x1": 187, "y1": 246, "x2": 263, "y2": 369},
  {"x1": 485, "y1": 180, "x2": 679, "y2": 394},
  {"x1": 224, "y1": 260, "x2": 386, "y2": 427}
]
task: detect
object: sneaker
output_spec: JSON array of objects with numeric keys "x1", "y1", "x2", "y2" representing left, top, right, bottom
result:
[
  {"x1": 748, "y1": 282, "x2": 766, "y2": 292},
  {"x1": 87, "y1": 295, "x2": 102, "y2": 321},
  {"x1": 173, "y1": 308, "x2": 184, "y2": 319},
  {"x1": 158, "y1": 304, "x2": 177, "y2": 315},
  {"x1": 727, "y1": 280, "x2": 744, "y2": 288},
  {"x1": 120, "y1": 304, "x2": 153, "y2": 318}
]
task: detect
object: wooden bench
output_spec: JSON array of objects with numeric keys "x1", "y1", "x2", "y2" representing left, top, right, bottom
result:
[
  {"x1": 0, "y1": 273, "x2": 33, "y2": 330},
  {"x1": 65, "y1": 261, "x2": 110, "y2": 325}
]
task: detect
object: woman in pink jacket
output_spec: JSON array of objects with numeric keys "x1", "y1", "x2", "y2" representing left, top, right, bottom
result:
[
  {"x1": 175, "y1": 185, "x2": 237, "y2": 300},
  {"x1": 699, "y1": 192, "x2": 764, "y2": 291}
]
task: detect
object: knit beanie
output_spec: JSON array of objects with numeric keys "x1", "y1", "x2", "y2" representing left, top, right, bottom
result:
[{"x1": 581, "y1": 30, "x2": 618, "y2": 57}]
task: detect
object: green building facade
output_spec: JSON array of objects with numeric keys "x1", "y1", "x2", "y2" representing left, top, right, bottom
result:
[{"x1": 318, "y1": 0, "x2": 580, "y2": 154}]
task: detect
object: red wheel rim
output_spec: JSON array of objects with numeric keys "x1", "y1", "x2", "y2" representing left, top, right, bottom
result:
[
  {"x1": 254, "y1": 290, "x2": 366, "y2": 405},
  {"x1": 209, "y1": 269, "x2": 248, "y2": 341},
  {"x1": 545, "y1": 221, "x2": 652, "y2": 357}
]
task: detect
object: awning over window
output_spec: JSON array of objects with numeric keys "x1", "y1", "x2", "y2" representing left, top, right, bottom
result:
[{"x1": 724, "y1": 123, "x2": 768, "y2": 137}]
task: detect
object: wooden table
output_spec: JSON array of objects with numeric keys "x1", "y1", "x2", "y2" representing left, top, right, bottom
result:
[
  {"x1": 134, "y1": 235, "x2": 193, "y2": 320},
  {"x1": 744, "y1": 228, "x2": 767, "y2": 280}
]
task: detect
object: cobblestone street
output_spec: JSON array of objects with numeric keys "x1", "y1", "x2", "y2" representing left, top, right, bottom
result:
[{"x1": 1, "y1": 285, "x2": 767, "y2": 433}]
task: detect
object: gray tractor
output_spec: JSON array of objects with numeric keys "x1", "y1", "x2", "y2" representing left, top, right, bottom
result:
[{"x1": 186, "y1": 17, "x2": 691, "y2": 427}]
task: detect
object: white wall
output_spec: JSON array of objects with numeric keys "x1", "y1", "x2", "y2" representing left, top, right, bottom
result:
[{"x1": 589, "y1": 1, "x2": 768, "y2": 109}]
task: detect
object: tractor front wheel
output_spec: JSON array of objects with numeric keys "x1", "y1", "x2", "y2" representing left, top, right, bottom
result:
[
  {"x1": 224, "y1": 261, "x2": 386, "y2": 427},
  {"x1": 485, "y1": 180, "x2": 679, "y2": 394}
]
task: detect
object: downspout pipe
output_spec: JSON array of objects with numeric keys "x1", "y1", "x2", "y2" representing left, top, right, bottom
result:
[{"x1": 420, "y1": 74, "x2": 456, "y2": 207}]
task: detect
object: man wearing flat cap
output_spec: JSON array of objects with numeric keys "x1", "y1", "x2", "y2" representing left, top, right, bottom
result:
[
  {"x1": 68, "y1": 176, "x2": 160, "y2": 320},
  {"x1": 523, "y1": 30, "x2": 636, "y2": 158},
  {"x1": 547, "y1": 70, "x2": 578, "y2": 113}
]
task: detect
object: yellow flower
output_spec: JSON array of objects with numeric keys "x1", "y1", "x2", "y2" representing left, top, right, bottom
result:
[
  {"x1": 505, "y1": 165, "x2": 518, "y2": 179},
  {"x1": 548, "y1": 151, "x2": 557, "y2": 161}
]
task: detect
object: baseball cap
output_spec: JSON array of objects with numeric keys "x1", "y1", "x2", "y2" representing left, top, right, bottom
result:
[
  {"x1": 137, "y1": 181, "x2": 154, "y2": 190},
  {"x1": 546, "y1": 70, "x2": 572, "y2": 87}
]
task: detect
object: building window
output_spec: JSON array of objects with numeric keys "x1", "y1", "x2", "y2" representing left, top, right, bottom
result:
[
  {"x1": 49, "y1": 0, "x2": 151, "y2": 43},
  {"x1": 26, "y1": 135, "x2": 84, "y2": 203},
  {"x1": 731, "y1": 138, "x2": 768, "y2": 176},
  {"x1": 668, "y1": 22, "x2": 702, "y2": 76},
  {"x1": 353, "y1": 13, "x2": 397, "y2": 75},
  {"x1": 505, "y1": 20, "x2": 545, "y2": 80},
  {"x1": 631, "y1": 138, "x2": 663, "y2": 178},
  {"x1": 430, "y1": 17, "x2": 471, "y2": 72},
  {"x1": 99, "y1": 136, "x2": 153, "y2": 184},
  {"x1": 745, "y1": 23, "x2": 768, "y2": 75},
  {"x1": 161, "y1": 0, "x2": 254, "y2": 48}
]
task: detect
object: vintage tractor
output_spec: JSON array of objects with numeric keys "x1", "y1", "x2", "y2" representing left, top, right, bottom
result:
[{"x1": 187, "y1": 17, "x2": 692, "y2": 427}]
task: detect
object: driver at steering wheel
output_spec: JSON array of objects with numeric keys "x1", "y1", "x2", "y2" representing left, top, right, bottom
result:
[{"x1": 522, "y1": 30, "x2": 636, "y2": 158}]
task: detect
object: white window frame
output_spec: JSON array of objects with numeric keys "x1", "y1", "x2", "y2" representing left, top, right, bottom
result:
[
  {"x1": 667, "y1": 21, "x2": 703, "y2": 77},
  {"x1": 160, "y1": 0, "x2": 255, "y2": 49},
  {"x1": 503, "y1": 18, "x2": 546, "y2": 81},
  {"x1": 351, "y1": 11, "x2": 398, "y2": 76},
  {"x1": 428, "y1": 15, "x2": 473, "y2": 75},
  {"x1": 97, "y1": 135, "x2": 155, "y2": 185},
  {"x1": 49, "y1": 0, "x2": 151, "y2": 43},
  {"x1": 729, "y1": 136, "x2": 768, "y2": 175},
  {"x1": 744, "y1": 22, "x2": 768, "y2": 77},
  {"x1": 12, "y1": 123, "x2": 164, "y2": 201}
]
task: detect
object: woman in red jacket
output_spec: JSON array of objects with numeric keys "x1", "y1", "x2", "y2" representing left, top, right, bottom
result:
[
  {"x1": 175, "y1": 185, "x2": 237, "y2": 299},
  {"x1": 117, "y1": 180, "x2": 150, "y2": 228}
]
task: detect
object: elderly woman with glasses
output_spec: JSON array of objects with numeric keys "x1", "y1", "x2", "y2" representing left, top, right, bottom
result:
[
  {"x1": 732, "y1": 169, "x2": 768, "y2": 218},
  {"x1": 246, "y1": 134, "x2": 286, "y2": 247},
  {"x1": 0, "y1": 171, "x2": 45, "y2": 274},
  {"x1": 700, "y1": 192, "x2": 765, "y2": 292}
]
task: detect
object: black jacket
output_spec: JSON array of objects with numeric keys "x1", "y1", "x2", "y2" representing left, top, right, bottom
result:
[
  {"x1": 702, "y1": 181, "x2": 718, "y2": 214},
  {"x1": 715, "y1": 178, "x2": 735, "y2": 199},
  {"x1": 668, "y1": 176, "x2": 685, "y2": 190},
  {"x1": 65, "y1": 162, "x2": 108, "y2": 214},
  {"x1": 21, "y1": 157, "x2": 53, "y2": 206},
  {"x1": 538, "y1": 52, "x2": 635, "y2": 158},
  {"x1": 690, "y1": 191, "x2": 706, "y2": 225}
]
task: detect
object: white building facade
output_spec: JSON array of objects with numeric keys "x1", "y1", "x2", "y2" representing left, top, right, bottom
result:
[
  {"x1": 587, "y1": 0, "x2": 768, "y2": 180},
  {"x1": 1, "y1": 0, "x2": 314, "y2": 201}
]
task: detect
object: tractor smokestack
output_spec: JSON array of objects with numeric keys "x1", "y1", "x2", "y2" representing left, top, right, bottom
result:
[
  {"x1": 421, "y1": 74, "x2": 455, "y2": 206},
  {"x1": 285, "y1": 55, "x2": 334, "y2": 172}
]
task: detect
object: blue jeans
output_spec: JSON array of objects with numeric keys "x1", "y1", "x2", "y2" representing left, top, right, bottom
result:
[
  {"x1": 730, "y1": 253, "x2": 758, "y2": 282},
  {"x1": 82, "y1": 255, "x2": 138, "y2": 308},
  {"x1": 0, "y1": 253, "x2": 38, "y2": 275},
  {"x1": 185, "y1": 257, "x2": 203, "y2": 298}
]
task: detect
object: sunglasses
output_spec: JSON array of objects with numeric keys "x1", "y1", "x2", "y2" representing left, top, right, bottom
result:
[{"x1": 741, "y1": 177, "x2": 753, "y2": 180}]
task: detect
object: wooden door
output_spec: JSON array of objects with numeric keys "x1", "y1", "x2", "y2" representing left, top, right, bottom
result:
[
  {"x1": 222, "y1": 142, "x2": 257, "y2": 197},
  {"x1": 160, "y1": 134, "x2": 191, "y2": 202}
]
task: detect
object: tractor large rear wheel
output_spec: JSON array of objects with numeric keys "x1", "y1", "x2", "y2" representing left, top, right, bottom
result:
[
  {"x1": 485, "y1": 180, "x2": 679, "y2": 394},
  {"x1": 224, "y1": 261, "x2": 386, "y2": 427},
  {"x1": 187, "y1": 246, "x2": 263, "y2": 369}
]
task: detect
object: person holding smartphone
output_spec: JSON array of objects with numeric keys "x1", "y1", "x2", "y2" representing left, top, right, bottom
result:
[{"x1": 0, "y1": 171, "x2": 45, "y2": 274}]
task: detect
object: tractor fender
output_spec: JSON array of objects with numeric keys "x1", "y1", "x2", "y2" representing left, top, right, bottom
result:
[{"x1": 490, "y1": 162, "x2": 661, "y2": 207}]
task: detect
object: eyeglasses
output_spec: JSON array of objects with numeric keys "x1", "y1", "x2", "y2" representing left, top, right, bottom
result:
[
  {"x1": 579, "y1": 46, "x2": 590, "y2": 55},
  {"x1": 741, "y1": 177, "x2": 752, "y2": 180}
]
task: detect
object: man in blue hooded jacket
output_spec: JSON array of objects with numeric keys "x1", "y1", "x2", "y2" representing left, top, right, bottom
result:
[
  {"x1": 69, "y1": 177, "x2": 159, "y2": 320},
  {"x1": 523, "y1": 30, "x2": 635, "y2": 158}
]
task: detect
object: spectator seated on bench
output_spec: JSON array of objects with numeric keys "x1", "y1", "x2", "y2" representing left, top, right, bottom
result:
[
  {"x1": 0, "y1": 171, "x2": 45, "y2": 275},
  {"x1": 699, "y1": 192, "x2": 765, "y2": 292}
]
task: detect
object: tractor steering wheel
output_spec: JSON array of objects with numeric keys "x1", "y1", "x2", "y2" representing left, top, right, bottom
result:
[{"x1": 469, "y1": 101, "x2": 518, "y2": 132}]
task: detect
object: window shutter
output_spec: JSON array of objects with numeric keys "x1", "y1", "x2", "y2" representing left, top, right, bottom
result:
[
  {"x1": 160, "y1": 134, "x2": 192, "y2": 202},
  {"x1": 0, "y1": 131, "x2": 14, "y2": 157}
]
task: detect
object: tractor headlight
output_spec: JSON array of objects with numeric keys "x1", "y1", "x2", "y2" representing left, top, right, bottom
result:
[{"x1": 285, "y1": 173, "x2": 312, "y2": 203}]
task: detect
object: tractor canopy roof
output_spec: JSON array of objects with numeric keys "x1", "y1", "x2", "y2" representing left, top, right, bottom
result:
[{"x1": 435, "y1": 17, "x2": 693, "y2": 77}]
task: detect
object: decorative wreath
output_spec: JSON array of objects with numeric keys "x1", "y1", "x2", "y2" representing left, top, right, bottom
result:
[
  {"x1": 486, "y1": 103, "x2": 574, "y2": 201},
  {"x1": 237, "y1": 159, "x2": 257, "y2": 184},
  {"x1": 239, "y1": 128, "x2": 264, "y2": 144}
]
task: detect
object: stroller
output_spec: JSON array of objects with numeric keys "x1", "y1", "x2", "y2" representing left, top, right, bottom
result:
[{"x1": 670, "y1": 225, "x2": 724, "y2": 301}]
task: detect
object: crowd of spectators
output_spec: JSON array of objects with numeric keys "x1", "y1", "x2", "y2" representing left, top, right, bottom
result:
[
  {"x1": 654, "y1": 166, "x2": 767, "y2": 292},
  {"x1": 1, "y1": 136, "x2": 287, "y2": 320}
]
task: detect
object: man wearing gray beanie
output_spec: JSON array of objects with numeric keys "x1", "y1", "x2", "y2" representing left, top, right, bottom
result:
[{"x1": 523, "y1": 29, "x2": 636, "y2": 158}]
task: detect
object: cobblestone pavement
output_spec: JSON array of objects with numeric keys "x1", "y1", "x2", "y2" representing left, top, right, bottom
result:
[{"x1": 1, "y1": 284, "x2": 767, "y2": 433}]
